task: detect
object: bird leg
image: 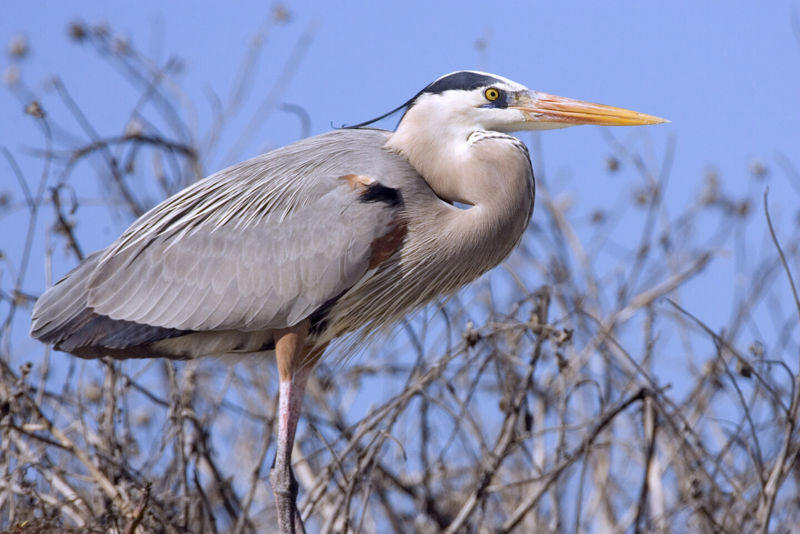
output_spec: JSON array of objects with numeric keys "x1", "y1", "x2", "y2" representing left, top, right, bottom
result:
[{"x1": 270, "y1": 321, "x2": 312, "y2": 534}]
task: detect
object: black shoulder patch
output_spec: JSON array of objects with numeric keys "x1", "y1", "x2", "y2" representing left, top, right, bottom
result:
[
  {"x1": 359, "y1": 182, "x2": 403, "y2": 208},
  {"x1": 424, "y1": 71, "x2": 502, "y2": 95}
]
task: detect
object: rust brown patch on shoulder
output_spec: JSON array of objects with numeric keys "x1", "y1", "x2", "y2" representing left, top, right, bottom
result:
[
  {"x1": 340, "y1": 174, "x2": 374, "y2": 191},
  {"x1": 369, "y1": 219, "x2": 407, "y2": 269}
]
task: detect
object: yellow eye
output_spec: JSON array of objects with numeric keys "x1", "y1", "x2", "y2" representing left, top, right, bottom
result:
[{"x1": 484, "y1": 88, "x2": 500, "y2": 101}]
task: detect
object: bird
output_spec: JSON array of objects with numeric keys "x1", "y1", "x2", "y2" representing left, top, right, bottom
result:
[{"x1": 30, "y1": 70, "x2": 665, "y2": 533}]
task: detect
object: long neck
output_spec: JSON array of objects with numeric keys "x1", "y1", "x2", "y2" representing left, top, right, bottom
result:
[
  {"x1": 386, "y1": 115, "x2": 535, "y2": 286},
  {"x1": 322, "y1": 118, "x2": 536, "y2": 343}
]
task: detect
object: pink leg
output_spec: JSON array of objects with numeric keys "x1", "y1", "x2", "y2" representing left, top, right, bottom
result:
[
  {"x1": 270, "y1": 322, "x2": 316, "y2": 534},
  {"x1": 270, "y1": 366, "x2": 311, "y2": 534}
]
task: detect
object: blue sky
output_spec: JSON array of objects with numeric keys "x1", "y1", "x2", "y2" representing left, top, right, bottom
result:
[
  {"x1": 4, "y1": 2, "x2": 799, "y2": 167},
  {"x1": 2, "y1": 1, "x2": 799, "y2": 357}
]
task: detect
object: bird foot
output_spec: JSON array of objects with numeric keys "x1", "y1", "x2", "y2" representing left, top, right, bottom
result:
[{"x1": 270, "y1": 465, "x2": 306, "y2": 534}]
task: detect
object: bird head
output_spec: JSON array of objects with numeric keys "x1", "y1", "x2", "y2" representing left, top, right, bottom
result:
[
  {"x1": 401, "y1": 70, "x2": 667, "y2": 133},
  {"x1": 351, "y1": 70, "x2": 666, "y2": 135}
]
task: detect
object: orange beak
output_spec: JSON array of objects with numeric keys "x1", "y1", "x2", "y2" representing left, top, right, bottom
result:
[{"x1": 512, "y1": 90, "x2": 668, "y2": 127}]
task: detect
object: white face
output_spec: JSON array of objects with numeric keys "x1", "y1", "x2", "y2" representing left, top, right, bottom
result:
[
  {"x1": 411, "y1": 71, "x2": 560, "y2": 133},
  {"x1": 398, "y1": 70, "x2": 667, "y2": 136}
]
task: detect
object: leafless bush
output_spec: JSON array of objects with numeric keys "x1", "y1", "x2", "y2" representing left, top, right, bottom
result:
[{"x1": 2, "y1": 15, "x2": 799, "y2": 534}]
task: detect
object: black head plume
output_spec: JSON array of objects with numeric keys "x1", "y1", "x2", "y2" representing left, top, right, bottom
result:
[
  {"x1": 340, "y1": 90, "x2": 423, "y2": 129},
  {"x1": 340, "y1": 71, "x2": 503, "y2": 129}
]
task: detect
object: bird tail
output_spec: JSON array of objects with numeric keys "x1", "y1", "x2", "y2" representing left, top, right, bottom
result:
[{"x1": 30, "y1": 251, "x2": 187, "y2": 358}]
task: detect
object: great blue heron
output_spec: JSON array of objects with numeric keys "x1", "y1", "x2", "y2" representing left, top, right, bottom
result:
[{"x1": 30, "y1": 70, "x2": 665, "y2": 533}]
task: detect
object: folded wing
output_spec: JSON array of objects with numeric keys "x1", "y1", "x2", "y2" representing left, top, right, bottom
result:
[{"x1": 86, "y1": 174, "x2": 401, "y2": 333}]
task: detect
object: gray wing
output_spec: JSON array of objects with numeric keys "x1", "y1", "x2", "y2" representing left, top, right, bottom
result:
[{"x1": 85, "y1": 172, "x2": 402, "y2": 332}]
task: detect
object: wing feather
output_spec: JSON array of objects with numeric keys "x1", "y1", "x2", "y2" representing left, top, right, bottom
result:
[
  {"x1": 86, "y1": 174, "x2": 401, "y2": 332},
  {"x1": 31, "y1": 129, "x2": 423, "y2": 357}
]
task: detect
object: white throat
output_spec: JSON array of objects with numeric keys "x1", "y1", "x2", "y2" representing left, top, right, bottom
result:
[
  {"x1": 386, "y1": 100, "x2": 483, "y2": 205},
  {"x1": 386, "y1": 97, "x2": 531, "y2": 209}
]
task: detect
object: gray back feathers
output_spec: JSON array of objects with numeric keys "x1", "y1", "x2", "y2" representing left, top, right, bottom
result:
[{"x1": 31, "y1": 130, "x2": 419, "y2": 356}]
